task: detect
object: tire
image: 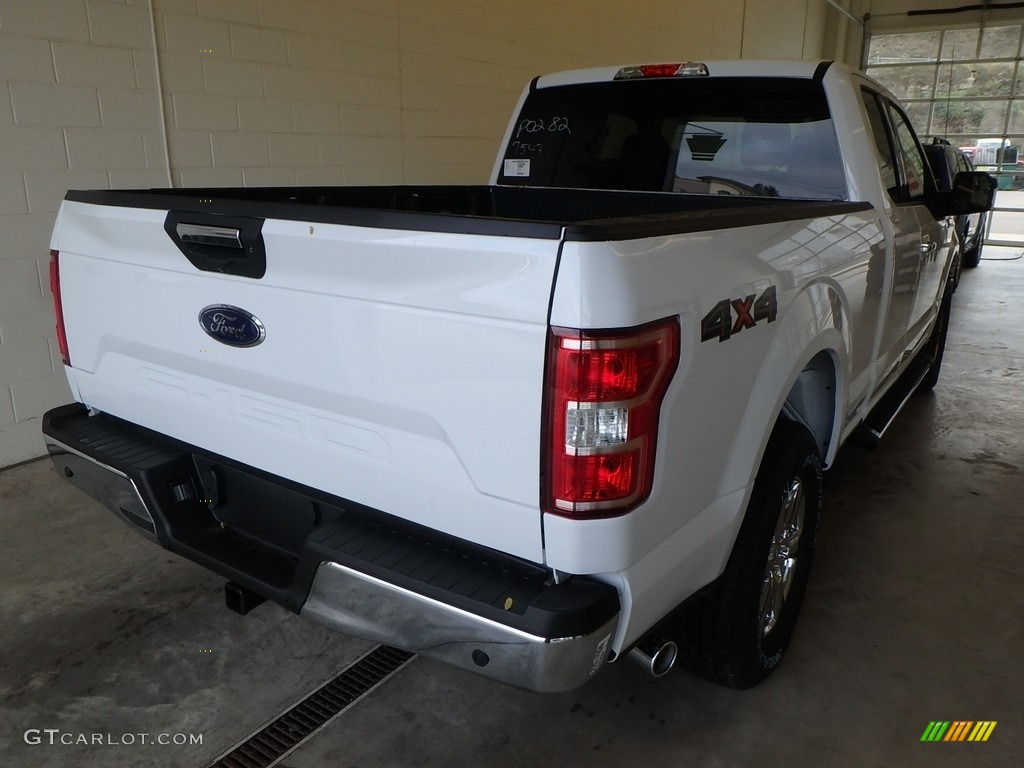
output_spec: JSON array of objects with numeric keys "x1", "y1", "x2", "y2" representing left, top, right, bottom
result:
[
  {"x1": 963, "y1": 241, "x2": 982, "y2": 269},
  {"x1": 674, "y1": 420, "x2": 822, "y2": 689},
  {"x1": 916, "y1": 284, "x2": 952, "y2": 393}
]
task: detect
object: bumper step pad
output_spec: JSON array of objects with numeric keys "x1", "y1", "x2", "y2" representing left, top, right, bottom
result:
[{"x1": 42, "y1": 403, "x2": 618, "y2": 644}]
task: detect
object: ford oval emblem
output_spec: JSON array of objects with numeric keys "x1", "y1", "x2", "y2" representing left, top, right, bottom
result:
[{"x1": 199, "y1": 305, "x2": 265, "y2": 348}]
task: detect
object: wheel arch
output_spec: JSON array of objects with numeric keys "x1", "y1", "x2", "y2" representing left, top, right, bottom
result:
[
  {"x1": 781, "y1": 348, "x2": 842, "y2": 468},
  {"x1": 717, "y1": 280, "x2": 850, "y2": 499}
]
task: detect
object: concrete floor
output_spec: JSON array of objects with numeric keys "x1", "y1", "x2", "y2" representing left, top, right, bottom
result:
[{"x1": 2, "y1": 252, "x2": 1022, "y2": 768}]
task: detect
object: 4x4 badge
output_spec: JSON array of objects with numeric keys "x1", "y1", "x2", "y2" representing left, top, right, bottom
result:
[{"x1": 701, "y1": 286, "x2": 777, "y2": 343}]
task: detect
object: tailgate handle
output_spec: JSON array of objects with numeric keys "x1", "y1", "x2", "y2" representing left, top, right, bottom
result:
[
  {"x1": 176, "y1": 223, "x2": 243, "y2": 249},
  {"x1": 164, "y1": 211, "x2": 266, "y2": 279}
]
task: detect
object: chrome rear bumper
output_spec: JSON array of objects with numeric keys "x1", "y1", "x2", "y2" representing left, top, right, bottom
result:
[
  {"x1": 45, "y1": 440, "x2": 158, "y2": 542},
  {"x1": 42, "y1": 403, "x2": 620, "y2": 693},
  {"x1": 302, "y1": 562, "x2": 617, "y2": 692}
]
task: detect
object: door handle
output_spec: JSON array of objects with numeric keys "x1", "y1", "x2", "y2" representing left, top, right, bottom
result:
[
  {"x1": 920, "y1": 241, "x2": 937, "y2": 255},
  {"x1": 176, "y1": 223, "x2": 243, "y2": 249},
  {"x1": 164, "y1": 211, "x2": 266, "y2": 279}
]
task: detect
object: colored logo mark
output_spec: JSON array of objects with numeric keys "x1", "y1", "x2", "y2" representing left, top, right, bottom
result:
[{"x1": 921, "y1": 721, "x2": 997, "y2": 742}]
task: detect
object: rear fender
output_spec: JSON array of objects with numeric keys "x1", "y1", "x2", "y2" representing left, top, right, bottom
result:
[{"x1": 719, "y1": 278, "x2": 849, "y2": 502}]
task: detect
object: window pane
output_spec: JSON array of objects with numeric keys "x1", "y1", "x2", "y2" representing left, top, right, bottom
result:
[
  {"x1": 940, "y1": 135, "x2": 985, "y2": 157},
  {"x1": 940, "y1": 28, "x2": 979, "y2": 60},
  {"x1": 932, "y1": 99, "x2": 1008, "y2": 135},
  {"x1": 1007, "y1": 100, "x2": 1024, "y2": 132},
  {"x1": 861, "y1": 90, "x2": 899, "y2": 196},
  {"x1": 868, "y1": 31, "x2": 941, "y2": 65},
  {"x1": 889, "y1": 105, "x2": 929, "y2": 199},
  {"x1": 999, "y1": 136, "x2": 1024, "y2": 183},
  {"x1": 935, "y1": 62, "x2": 1014, "y2": 98},
  {"x1": 868, "y1": 65, "x2": 936, "y2": 99},
  {"x1": 1013, "y1": 62, "x2": 1024, "y2": 96},
  {"x1": 900, "y1": 102, "x2": 931, "y2": 134},
  {"x1": 980, "y1": 25, "x2": 1021, "y2": 59},
  {"x1": 964, "y1": 137, "x2": 1019, "y2": 170},
  {"x1": 499, "y1": 77, "x2": 847, "y2": 199}
]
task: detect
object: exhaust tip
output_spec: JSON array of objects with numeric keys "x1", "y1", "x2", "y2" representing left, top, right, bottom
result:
[{"x1": 629, "y1": 639, "x2": 678, "y2": 678}]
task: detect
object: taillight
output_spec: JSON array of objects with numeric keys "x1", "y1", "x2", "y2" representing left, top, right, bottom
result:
[
  {"x1": 49, "y1": 250, "x2": 70, "y2": 366},
  {"x1": 543, "y1": 317, "x2": 680, "y2": 519}
]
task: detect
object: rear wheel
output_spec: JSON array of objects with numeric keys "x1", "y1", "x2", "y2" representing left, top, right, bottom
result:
[{"x1": 675, "y1": 420, "x2": 822, "y2": 689}]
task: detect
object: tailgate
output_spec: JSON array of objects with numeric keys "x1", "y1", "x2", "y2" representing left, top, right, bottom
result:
[{"x1": 51, "y1": 198, "x2": 563, "y2": 563}]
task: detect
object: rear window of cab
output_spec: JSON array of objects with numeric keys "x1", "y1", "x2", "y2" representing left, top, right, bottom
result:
[{"x1": 500, "y1": 77, "x2": 847, "y2": 202}]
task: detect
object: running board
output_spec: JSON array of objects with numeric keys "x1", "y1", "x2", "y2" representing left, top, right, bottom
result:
[{"x1": 850, "y1": 356, "x2": 932, "y2": 449}]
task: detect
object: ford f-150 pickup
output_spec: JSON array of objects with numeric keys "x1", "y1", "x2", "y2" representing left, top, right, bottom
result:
[{"x1": 42, "y1": 60, "x2": 995, "y2": 692}]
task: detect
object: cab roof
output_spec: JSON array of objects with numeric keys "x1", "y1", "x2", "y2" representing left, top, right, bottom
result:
[{"x1": 534, "y1": 60, "x2": 837, "y2": 89}]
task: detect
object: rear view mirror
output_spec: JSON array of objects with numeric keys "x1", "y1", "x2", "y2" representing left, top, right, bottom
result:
[{"x1": 930, "y1": 171, "x2": 997, "y2": 217}]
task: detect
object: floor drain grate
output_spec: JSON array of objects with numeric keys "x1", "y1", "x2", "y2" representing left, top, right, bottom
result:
[{"x1": 208, "y1": 645, "x2": 414, "y2": 768}]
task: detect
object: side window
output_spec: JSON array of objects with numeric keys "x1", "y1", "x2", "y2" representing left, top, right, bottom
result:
[
  {"x1": 860, "y1": 89, "x2": 899, "y2": 198},
  {"x1": 886, "y1": 101, "x2": 929, "y2": 201}
]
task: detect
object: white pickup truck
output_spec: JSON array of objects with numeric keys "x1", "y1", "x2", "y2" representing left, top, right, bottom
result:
[{"x1": 43, "y1": 60, "x2": 994, "y2": 692}]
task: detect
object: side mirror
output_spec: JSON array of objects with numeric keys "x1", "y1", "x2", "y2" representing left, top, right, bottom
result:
[
  {"x1": 954, "y1": 171, "x2": 997, "y2": 212},
  {"x1": 929, "y1": 171, "x2": 997, "y2": 217}
]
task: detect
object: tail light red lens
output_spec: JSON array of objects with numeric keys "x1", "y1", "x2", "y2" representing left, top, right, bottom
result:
[
  {"x1": 49, "y1": 250, "x2": 70, "y2": 367},
  {"x1": 544, "y1": 317, "x2": 680, "y2": 518}
]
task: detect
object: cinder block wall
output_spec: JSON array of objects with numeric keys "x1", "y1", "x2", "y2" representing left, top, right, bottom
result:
[{"x1": 0, "y1": 0, "x2": 828, "y2": 467}]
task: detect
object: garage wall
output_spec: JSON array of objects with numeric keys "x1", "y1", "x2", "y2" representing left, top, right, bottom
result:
[
  {"x1": 0, "y1": 0, "x2": 830, "y2": 467},
  {"x1": 0, "y1": 0, "x2": 167, "y2": 469}
]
